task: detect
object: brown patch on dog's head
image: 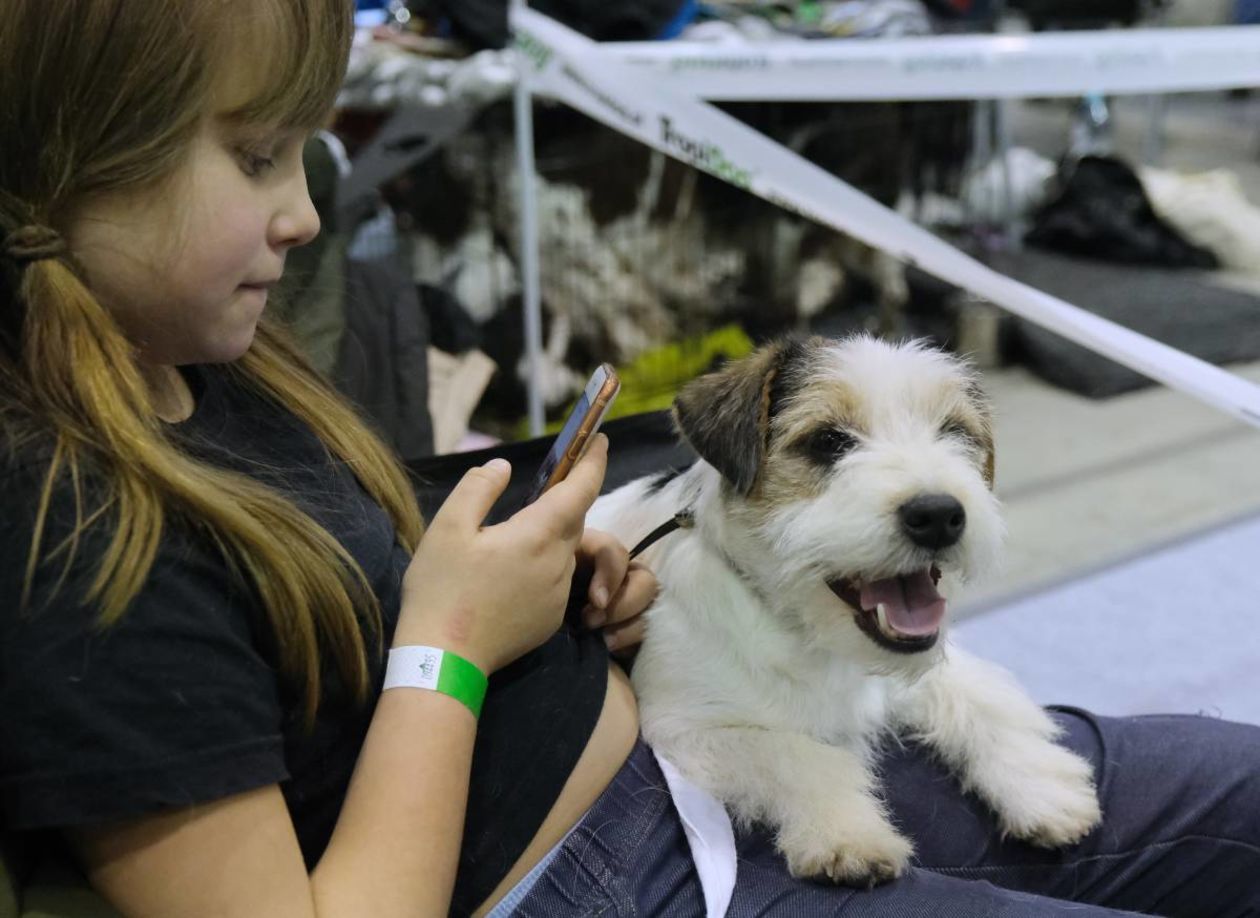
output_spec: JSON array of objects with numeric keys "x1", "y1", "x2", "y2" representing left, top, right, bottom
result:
[
  {"x1": 757, "y1": 374, "x2": 865, "y2": 506},
  {"x1": 960, "y1": 378, "x2": 996, "y2": 488},
  {"x1": 673, "y1": 338, "x2": 814, "y2": 495}
]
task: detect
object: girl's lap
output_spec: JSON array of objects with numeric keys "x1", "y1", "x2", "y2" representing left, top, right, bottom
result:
[
  {"x1": 514, "y1": 711, "x2": 1260, "y2": 916},
  {"x1": 735, "y1": 708, "x2": 1260, "y2": 916}
]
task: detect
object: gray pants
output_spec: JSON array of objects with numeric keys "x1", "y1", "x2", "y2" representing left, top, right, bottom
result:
[{"x1": 509, "y1": 709, "x2": 1260, "y2": 916}]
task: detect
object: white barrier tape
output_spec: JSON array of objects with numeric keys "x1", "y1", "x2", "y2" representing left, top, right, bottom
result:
[
  {"x1": 513, "y1": 8, "x2": 1260, "y2": 430},
  {"x1": 599, "y1": 26, "x2": 1260, "y2": 100}
]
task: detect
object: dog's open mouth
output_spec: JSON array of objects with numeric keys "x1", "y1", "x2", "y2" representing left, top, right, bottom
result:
[{"x1": 827, "y1": 566, "x2": 944, "y2": 653}]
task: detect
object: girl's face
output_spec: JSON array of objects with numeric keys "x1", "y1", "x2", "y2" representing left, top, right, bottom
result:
[{"x1": 69, "y1": 113, "x2": 320, "y2": 367}]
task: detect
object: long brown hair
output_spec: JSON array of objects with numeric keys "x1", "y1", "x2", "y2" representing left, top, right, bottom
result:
[{"x1": 0, "y1": 0, "x2": 425, "y2": 723}]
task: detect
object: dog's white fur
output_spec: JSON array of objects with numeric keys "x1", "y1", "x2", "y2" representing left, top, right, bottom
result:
[{"x1": 588, "y1": 336, "x2": 1101, "y2": 885}]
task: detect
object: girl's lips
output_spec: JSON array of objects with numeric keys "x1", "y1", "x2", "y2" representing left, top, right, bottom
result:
[{"x1": 237, "y1": 285, "x2": 270, "y2": 305}]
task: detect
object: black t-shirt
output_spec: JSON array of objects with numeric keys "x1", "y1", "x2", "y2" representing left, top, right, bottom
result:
[{"x1": 0, "y1": 364, "x2": 608, "y2": 915}]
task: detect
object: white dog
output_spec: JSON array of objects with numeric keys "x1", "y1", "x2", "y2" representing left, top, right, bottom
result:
[{"x1": 588, "y1": 335, "x2": 1101, "y2": 886}]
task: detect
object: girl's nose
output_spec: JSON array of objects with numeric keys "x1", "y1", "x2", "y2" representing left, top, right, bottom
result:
[{"x1": 270, "y1": 170, "x2": 321, "y2": 251}]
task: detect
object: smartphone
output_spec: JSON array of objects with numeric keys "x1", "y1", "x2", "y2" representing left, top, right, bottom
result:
[{"x1": 521, "y1": 363, "x2": 620, "y2": 506}]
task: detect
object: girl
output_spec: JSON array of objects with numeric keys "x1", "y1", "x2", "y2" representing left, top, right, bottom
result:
[
  {"x1": 2, "y1": 2, "x2": 1258, "y2": 917},
  {"x1": 0, "y1": 1, "x2": 651, "y2": 914}
]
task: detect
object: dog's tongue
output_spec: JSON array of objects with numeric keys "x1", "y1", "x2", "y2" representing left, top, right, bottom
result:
[{"x1": 859, "y1": 571, "x2": 946, "y2": 636}]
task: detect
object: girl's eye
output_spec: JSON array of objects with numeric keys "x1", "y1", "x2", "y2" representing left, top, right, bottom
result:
[
  {"x1": 238, "y1": 148, "x2": 277, "y2": 177},
  {"x1": 806, "y1": 428, "x2": 857, "y2": 464}
]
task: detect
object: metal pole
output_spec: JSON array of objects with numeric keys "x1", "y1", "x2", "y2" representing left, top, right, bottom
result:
[
  {"x1": 1142, "y1": 0, "x2": 1169, "y2": 167},
  {"x1": 1143, "y1": 92, "x2": 1167, "y2": 166},
  {"x1": 512, "y1": 0, "x2": 546, "y2": 437},
  {"x1": 994, "y1": 97, "x2": 1019, "y2": 250},
  {"x1": 990, "y1": 0, "x2": 1019, "y2": 250}
]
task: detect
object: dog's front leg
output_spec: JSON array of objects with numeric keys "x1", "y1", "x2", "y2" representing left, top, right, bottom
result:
[
  {"x1": 663, "y1": 726, "x2": 913, "y2": 886},
  {"x1": 893, "y1": 646, "x2": 1101, "y2": 848}
]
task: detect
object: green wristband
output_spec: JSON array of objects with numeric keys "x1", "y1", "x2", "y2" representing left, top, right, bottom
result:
[{"x1": 383, "y1": 646, "x2": 488, "y2": 718}]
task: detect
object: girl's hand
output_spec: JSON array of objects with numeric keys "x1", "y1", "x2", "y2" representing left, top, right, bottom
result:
[
  {"x1": 397, "y1": 436, "x2": 609, "y2": 673},
  {"x1": 575, "y1": 529, "x2": 660, "y2": 656}
]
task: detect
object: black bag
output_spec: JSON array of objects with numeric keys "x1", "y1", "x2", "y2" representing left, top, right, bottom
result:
[
  {"x1": 1025, "y1": 155, "x2": 1217, "y2": 269},
  {"x1": 1007, "y1": 0, "x2": 1143, "y2": 29},
  {"x1": 407, "y1": 410, "x2": 694, "y2": 522},
  {"x1": 432, "y1": 0, "x2": 687, "y2": 50}
]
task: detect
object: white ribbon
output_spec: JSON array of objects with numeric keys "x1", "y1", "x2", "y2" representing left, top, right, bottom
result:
[{"x1": 601, "y1": 26, "x2": 1260, "y2": 101}]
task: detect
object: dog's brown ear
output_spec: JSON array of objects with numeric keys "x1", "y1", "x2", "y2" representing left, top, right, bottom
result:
[
  {"x1": 965, "y1": 379, "x2": 996, "y2": 488},
  {"x1": 673, "y1": 340, "x2": 804, "y2": 495}
]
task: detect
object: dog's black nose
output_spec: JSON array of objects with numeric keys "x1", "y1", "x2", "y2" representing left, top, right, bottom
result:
[{"x1": 899, "y1": 494, "x2": 966, "y2": 550}]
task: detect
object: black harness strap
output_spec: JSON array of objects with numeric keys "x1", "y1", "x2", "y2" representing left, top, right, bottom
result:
[
  {"x1": 565, "y1": 509, "x2": 694, "y2": 630},
  {"x1": 628, "y1": 508, "x2": 770, "y2": 608}
]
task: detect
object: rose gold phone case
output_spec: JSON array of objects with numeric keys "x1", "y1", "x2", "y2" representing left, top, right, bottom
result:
[{"x1": 542, "y1": 368, "x2": 620, "y2": 493}]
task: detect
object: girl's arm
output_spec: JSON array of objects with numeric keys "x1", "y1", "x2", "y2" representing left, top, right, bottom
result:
[
  {"x1": 73, "y1": 687, "x2": 476, "y2": 918},
  {"x1": 70, "y1": 440, "x2": 612, "y2": 917}
]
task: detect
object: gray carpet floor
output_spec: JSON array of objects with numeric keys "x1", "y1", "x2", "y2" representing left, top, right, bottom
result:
[{"x1": 954, "y1": 513, "x2": 1260, "y2": 726}]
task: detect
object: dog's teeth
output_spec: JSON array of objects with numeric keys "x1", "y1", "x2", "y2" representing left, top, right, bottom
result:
[
  {"x1": 876, "y1": 603, "x2": 905, "y2": 641},
  {"x1": 876, "y1": 603, "x2": 892, "y2": 636}
]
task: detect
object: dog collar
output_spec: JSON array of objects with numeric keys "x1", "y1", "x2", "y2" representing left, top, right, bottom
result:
[{"x1": 629, "y1": 509, "x2": 694, "y2": 560}]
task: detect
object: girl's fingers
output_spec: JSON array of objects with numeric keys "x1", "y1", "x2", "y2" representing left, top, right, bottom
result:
[
  {"x1": 576, "y1": 529, "x2": 629, "y2": 614},
  {"x1": 601, "y1": 614, "x2": 648, "y2": 654},
  {"x1": 584, "y1": 563, "x2": 658, "y2": 631},
  {"x1": 430, "y1": 459, "x2": 512, "y2": 532},
  {"x1": 520, "y1": 434, "x2": 608, "y2": 539}
]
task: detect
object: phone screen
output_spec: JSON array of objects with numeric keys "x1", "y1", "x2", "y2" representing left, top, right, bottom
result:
[{"x1": 522, "y1": 365, "x2": 618, "y2": 505}]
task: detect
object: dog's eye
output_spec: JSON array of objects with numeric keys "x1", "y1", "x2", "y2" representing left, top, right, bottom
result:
[{"x1": 806, "y1": 428, "x2": 857, "y2": 463}]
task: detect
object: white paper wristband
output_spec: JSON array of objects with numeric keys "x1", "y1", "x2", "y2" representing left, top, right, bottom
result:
[{"x1": 383, "y1": 646, "x2": 488, "y2": 718}]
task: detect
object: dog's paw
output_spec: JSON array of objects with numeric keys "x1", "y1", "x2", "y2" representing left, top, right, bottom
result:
[
  {"x1": 984, "y1": 743, "x2": 1102, "y2": 848},
  {"x1": 779, "y1": 818, "x2": 913, "y2": 887}
]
